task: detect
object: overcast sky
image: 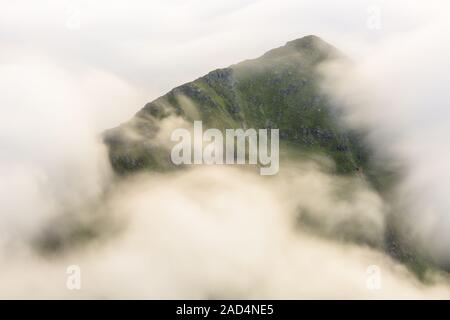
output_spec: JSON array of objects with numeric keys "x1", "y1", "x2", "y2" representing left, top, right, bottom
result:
[{"x1": 0, "y1": 0, "x2": 444, "y2": 128}]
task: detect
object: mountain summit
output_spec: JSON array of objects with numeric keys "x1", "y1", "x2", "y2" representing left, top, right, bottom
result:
[{"x1": 104, "y1": 35, "x2": 368, "y2": 176}]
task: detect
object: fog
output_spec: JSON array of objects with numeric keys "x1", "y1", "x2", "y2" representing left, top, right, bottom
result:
[
  {"x1": 2, "y1": 165, "x2": 449, "y2": 299},
  {"x1": 320, "y1": 9, "x2": 450, "y2": 266},
  {"x1": 0, "y1": 0, "x2": 449, "y2": 298}
]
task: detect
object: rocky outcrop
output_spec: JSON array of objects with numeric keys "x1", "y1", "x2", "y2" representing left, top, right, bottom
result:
[{"x1": 104, "y1": 35, "x2": 370, "y2": 176}]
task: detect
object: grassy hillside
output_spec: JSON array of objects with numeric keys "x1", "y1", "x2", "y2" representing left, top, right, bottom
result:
[{"x1": 104, "y1": 35, "x2": 372, "y2": 178}]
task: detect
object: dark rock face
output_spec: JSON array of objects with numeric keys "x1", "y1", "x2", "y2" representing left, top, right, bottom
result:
[{"x1": 104, "y1": 35, "x2": 371, "y2": 176}]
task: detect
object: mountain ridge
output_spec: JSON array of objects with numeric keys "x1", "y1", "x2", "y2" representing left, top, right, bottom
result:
[{"x1": 104, "y1": 35, "x2": 370, "y2": 178}]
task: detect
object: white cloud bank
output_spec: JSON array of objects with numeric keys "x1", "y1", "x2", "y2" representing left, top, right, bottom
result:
[{"x1": 1, "y1": 166, "x2": 449, "y2": 299}]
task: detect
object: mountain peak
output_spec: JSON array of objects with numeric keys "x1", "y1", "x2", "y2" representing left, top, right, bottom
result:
[
  {"x1": 105, "y1": 36, "x2": 363, "y2": 176},
  {"x1": 259, "y1": 35, "x2": 340, "y2": 62},
  {"x1": 286, "y1": 35, "x2": 325, "y2": 47}
]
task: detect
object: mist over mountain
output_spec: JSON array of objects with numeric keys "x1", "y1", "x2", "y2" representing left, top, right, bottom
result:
[
  {"x1": 1, "y1": 1, "x2": 450, "y2": 298},
  {"x1": 102, "y1": 35, "x2": 435, "y2": 276}
]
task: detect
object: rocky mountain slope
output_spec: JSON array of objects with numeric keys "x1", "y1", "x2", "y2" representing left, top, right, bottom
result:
[{"x1": 104, "y1": 35, "x2": 373, "y2": 180}]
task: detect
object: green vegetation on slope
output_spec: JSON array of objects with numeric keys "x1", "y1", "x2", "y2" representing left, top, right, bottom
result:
[{"x1": 104, "y1": 35, "x2": 373, "y2": 178}]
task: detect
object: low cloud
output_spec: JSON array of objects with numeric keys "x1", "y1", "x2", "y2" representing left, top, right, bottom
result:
[
  {"x1": 319, "y1": 10, "x2": 450, "y2": 267},
  {"x1": 1, "y1": 165, "x2": 449, "y2": 299}
]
